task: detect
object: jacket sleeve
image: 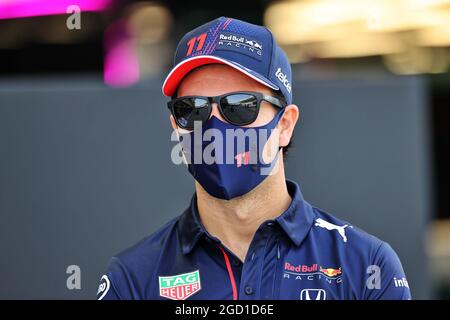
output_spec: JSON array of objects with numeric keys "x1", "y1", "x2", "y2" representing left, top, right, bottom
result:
[
  {"x1": 364, "y1": 242, "x2": 412, "y2": 300},
  {"x1": 97, "y1": 257, "x2": 136, "y2": 300}
]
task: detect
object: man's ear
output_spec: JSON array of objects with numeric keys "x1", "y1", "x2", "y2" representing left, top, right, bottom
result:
[{"x1": 278, "y1": 104, "x2": 300, "y2": 148}]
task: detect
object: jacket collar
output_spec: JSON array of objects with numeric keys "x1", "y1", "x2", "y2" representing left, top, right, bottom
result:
[
  {"x1": 177, "y1": 180, "x2": 315, "y2": 255},
  {"x1": 275, "y1": 180, "x2": 315, "y2": 246}
]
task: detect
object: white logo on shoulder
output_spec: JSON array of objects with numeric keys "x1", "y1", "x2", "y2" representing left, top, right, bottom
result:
[
  {"x1": 97, "y1": 275, "x2": 110, "y2": 300},
  {"x1": 314, "y1": 218, "x2": 352, "y2": 243}
]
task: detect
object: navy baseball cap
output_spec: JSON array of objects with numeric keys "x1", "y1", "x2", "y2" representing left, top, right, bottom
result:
[{"x1": 162, "y1": 17, "x2": 293, "y2": 105}]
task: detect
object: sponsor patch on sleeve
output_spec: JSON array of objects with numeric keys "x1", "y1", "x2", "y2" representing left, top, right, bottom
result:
[{"x1": 97, "y1": 275, "x2": 111, "y2": 300}]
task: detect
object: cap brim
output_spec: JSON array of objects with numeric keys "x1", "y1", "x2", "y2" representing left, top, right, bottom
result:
[{"x1": 162, "y1": 55, "x2": 279, "y2": 97}]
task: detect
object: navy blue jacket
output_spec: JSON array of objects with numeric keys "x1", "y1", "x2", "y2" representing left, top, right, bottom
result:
[{"x1": 97, "y1": 180, "x2": 411, "y2": 300}]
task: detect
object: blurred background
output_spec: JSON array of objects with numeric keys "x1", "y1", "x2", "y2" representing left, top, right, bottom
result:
[{"x1": 0, "y1": 0, "x2": 449, "y2": 299}]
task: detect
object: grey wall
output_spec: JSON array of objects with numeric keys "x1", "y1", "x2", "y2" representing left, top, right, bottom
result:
[{"x1": 0, "y1": 74, "x2": 432, "y2": 299}]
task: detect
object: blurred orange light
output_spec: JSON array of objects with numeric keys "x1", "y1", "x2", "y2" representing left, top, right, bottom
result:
[{"x1": 264, "y1": 0, "x2": 450, "y2": 72}]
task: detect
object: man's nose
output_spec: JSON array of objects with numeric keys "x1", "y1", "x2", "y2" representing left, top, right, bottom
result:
[{"x1": 209, "y1": 102, "x2": 227, "y2": 122}]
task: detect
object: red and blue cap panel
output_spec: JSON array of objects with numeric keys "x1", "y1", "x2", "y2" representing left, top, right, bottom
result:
[{"x1": 162, "y1": 17, "x2": 293, "y2": 105}]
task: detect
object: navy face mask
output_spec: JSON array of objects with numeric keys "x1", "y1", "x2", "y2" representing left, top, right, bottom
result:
[{"x1": 178, "y1": 109, "x2": 285, "y2": 200}]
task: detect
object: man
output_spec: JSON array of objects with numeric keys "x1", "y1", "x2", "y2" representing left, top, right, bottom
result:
[{"x1": 97, "y1": 17, "x2": 411, "y2": 300}]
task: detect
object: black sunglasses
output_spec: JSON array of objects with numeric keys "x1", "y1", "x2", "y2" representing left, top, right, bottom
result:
[{"x1": 167, "y1": 91, "x2": 286, "y2": 130}]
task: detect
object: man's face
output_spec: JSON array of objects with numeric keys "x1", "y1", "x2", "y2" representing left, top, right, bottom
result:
[{"x1": 170, "y1": 64, "x2": 279, "y2": 131}]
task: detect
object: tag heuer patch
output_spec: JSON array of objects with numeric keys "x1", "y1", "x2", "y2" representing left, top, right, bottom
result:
[{"x1": 159, "y1": 270, "x2": 201, "y2": 300}]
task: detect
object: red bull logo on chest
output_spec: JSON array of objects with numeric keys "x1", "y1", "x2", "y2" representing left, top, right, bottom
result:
[{"x1": 283, "y1": 262, "x2": 343, "y2": 284}]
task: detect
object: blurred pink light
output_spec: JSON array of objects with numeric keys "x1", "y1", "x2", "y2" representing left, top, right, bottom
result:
[
  {"x1": 103, "y1": 19, "x2": 140, "y2": 88},
  {"x1": 0, "y1": 0, "x2": 112, "y2": 20}
]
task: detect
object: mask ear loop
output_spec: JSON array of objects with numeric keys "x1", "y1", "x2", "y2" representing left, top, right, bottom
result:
[
  {"x1": 174, "y1": 128, "x2": 191, "y2": 166},
  {"x1": 258, "y1": 108, "x2": 286, "y2": 176},
  {"x1": 260, "y1": 147, "x2": 282, "y2": 176}
]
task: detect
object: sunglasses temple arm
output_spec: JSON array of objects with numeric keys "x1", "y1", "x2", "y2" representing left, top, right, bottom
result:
[{"x1": 263, "y1": 95, "x2": 285, "y2": 108}]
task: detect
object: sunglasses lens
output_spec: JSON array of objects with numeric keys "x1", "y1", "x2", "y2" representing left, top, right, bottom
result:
[
  {"x1": 172, "y1": 98, "x2": 210, "y2": 129},
  {"x1": 220, "y1": 93, "x2": 258, "y2": 125}
]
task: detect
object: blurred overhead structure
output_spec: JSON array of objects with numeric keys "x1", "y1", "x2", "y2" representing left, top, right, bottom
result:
[
  {"x1": 264, "y1": 0, "x2": 450, "y2": 74},
  {"x1": 103, "y1": 1, "x2": 173, "y2": 87},
  {"x1": 0, "y1": 0, "x2": 112, "y2": 20},
  {"x1": 1, "y1": 0, "x2": 449, "y2": 77}
]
